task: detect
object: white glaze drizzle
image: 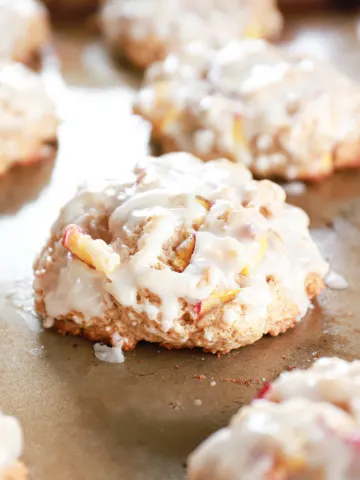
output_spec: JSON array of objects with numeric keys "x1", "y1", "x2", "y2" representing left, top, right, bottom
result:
[
  {"x1": 0, "y1": 411, "x2": 23, "y2": 474},
  {"x1": 325, "y1": 269, "x2": 349, "y2": 290},
  {"x1": 0, "y1": 62, "x2": 58, "y2": 174},
  {"x1": 93, "y1": 343, "x2": 125, "y2": 363}
]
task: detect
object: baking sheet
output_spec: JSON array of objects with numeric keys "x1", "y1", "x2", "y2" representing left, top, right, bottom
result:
[{"x1": 1, "y1": 12, "x2": 360, "y2": 480}]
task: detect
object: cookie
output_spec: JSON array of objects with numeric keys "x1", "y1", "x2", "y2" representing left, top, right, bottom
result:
[
  {"x1": 0, "y1": 411, "x2": 27, "y2": 480},
  {"x1": 134, "y1": 39, "x2": 360, "y2": 180},
  {"x1": 0, "y1": 0, "x2": 51, "y2": 70},
  {"x1": 188, "y1": 357, "x2": 360, "y2": 480},
  {"x1": 0, "y1": 62, "x2": 58, "y2": 176},
  {"x1": 101, "y1": 0, "x2": 283, "y2": 69},
  {"x1": 34, "y1": 153, "x2": 327, "y2": 354},
  {"x1": 189, "y1": 398, "x2": 360, "y2": 480}
]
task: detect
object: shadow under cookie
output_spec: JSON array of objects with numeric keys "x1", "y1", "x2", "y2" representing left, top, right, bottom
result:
[{"x1": 0, "y1": 143, "x2": 57, "y2": 215}]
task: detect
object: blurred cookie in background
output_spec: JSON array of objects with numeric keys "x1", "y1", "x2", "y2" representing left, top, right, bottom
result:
[
  {"x1": 135, "y1": 39, "x2": 360, "y2": 181},
  {"x1": 100, "y1": 0, "x2": 283, "y2": 70},
  {"x1": 0, "y1": 62, "x2": 59, "y2": 178},
  {"x1": 0, "y1": 0, "x2": 51, "y2": 69},
  {"x1": 188, "y1": 358, "x2": 360, "y2": 480}
]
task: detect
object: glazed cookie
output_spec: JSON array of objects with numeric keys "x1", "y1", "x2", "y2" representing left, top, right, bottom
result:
[
  {"x1": 0, "y1": 62, "x2": 59, "y2": 176},
  {"x1": 134, "y1": 39, "x2": 360, "y2": 180},
  {"x1": 34, "y1": 153, "x2": 327, "y2": 354},
  {"x1": 0, "y1": 0, "x2": 51, "y2": 69},
  {"x1": 101, "y1": 0, "x2": 283, "y2": 69},
  {"x1": 0, "y1": 411, "x2": 27, "y2": 480},
  {"x1": 188, "y1": 357, "x2": 360, "y2": 480}
]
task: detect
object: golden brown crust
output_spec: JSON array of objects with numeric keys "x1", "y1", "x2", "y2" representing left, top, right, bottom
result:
[
  {"x1": 3, "y1": 462, "x2": 28, "y2": 480},
  {"x1": 305, "y1": 273, "x2": 325, "y2": 298}
]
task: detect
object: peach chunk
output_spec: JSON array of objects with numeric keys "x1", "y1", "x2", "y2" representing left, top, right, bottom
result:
[
  {"x1": 194, "y1": 289, "x2": 241, "y2": 318},
  {"x1": 195, "y1": 195, "x2": 212, "y2": 211},
  {"x1": 241, "y1": 236, "x2": 267, "y2": 276},
  {"x1": 159, "y1": 107, "x2": 179, "y2": 131},
  {"x1": 244, "y1": 23, "x2": 263, "y2": 39},
  {"x1": 155, "y1": 80, "x2": 170, "y2": 101},
  {"x1": 173, "y1": 234, "x2": 196, "y2": 273},
  {"x1": 193, "y1": 195, "x2": 213, "y2": 230},
  {"x1": 62, "y1": 224, "x2": 120, "y2": 276},
  {"x1": 232, "y1": 113, "x2": 248, "y2": 150}
]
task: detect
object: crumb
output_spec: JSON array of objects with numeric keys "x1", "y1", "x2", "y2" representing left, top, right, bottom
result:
[
  {"x1": 288, "y1": 365, "x2": 296, "y2": 371},
  {"x1": 282, "y1": 355, "x2": 286, "y2": 359},
  {"x1": 194, "y1": 399, "x2": 202, "y2": 406},
  {"x1": 222, "y1": 377, "x2": 253, "y2": 386},
  {"x1": 193, "y1": 374, "x2": 207, "y2": 380},
  {"x1": 210, "y1": 381, "x2": 216, "y2": 387},
  {"x1": 175, "y1": 364, "x2": 180, "y2": 370},
  {"x1": 170, "y1": 400, "x2": 184, "y2": 411}
]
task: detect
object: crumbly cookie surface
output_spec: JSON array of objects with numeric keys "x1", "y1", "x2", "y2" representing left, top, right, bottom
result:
[
  {"x1": 188, "y1": 357, "x2": 360, "y2": 480},
  {"x1": 0, "y1": 412, "x2": 26, "y2": 480},
  {"x1": 34, "y1": 153, "x2": 327, "y2": 353},
  {"x1": 101, "y1": 0, "x2": 282, "y2": 69},
  {"x1": 0, "y1": 0, "x2": 51, "y2": 69},
  {"x1": 135, "y1": 39, "x2": 360, "y2": 180},
  {"x1": 0, "y1": 62, "x2": 58, "y2": 175}
]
